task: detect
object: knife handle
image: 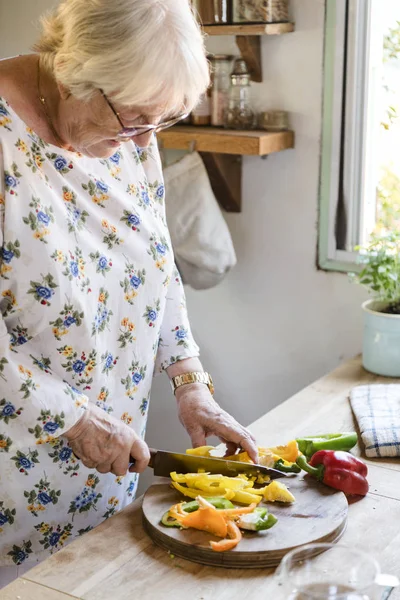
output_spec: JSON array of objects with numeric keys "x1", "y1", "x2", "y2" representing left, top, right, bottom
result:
[{"x1": 130, "y1": 448, "x2": 157, "y2": 470}]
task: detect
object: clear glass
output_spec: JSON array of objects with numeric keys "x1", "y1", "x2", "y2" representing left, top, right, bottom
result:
[
  {"x1": 232, "y1": 0, "x2": 289, "y2": 24},
  {"x1": 225, "y1": 85, "x2": 255, "y2": 130},
  {"x1": 193, "y1": 0, "x2": 231, "y2": 25},
  {"x1": 276, "y1": 544, "x2": 388, "y2": 600},
  {"x1": 210, "y1": 56, "x2": 234, "y2": 127}
]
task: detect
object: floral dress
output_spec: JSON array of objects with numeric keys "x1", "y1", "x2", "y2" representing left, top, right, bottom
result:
[{"x1": 0, "y1": 98, "x2": 199, "y2": 566}]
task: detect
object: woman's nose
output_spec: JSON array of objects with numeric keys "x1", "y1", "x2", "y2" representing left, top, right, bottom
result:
[{"x1": 133, "y1": 131, "x2": 153, "y2": 148}]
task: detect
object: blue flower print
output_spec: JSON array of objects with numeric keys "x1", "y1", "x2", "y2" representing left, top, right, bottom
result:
[
  {"x1": 109, "y1": 152, "x2": 120, "y2": 165},
  {"x1": 43, "y1": 421, "x2": 59, "y2": 434},
  {"x1": 156, "y1": 184, "x2": 164, "y2": 199},
  {"x1": 59, "y1": 447, "x2": 72, "y2": 462},
  {"x1": 175, "y1": 328, "x2": 187, "y2": 340},
  {"x1": 69, "y1": 260, "x2": 79, "y2": 278},
  {"x1": 130, "y1": 275, "x2": 141, "y2": 289},
  {"x1": 128, "y1": 214, "x2": 140, "y2": 226},
  {"x1": 0, "y1": 513, "x2": 8, "y2": 526},
  {"x1": 96, "y1": 180, "x2": 108, "y2": 194},
  {"x1": 139, "y1": 398, "x2": 148, "y2": 416},
  {"x1": 132, "y1": 372, "x2": 142, "y2": 385},
  {"x1": 0, "y1": 105, "x2": 8, "y2": 117},
  {"x1": 71, "y1": 208, "x2": 81, "y2": 224},
  {"x1": 15, "y1": 550, "x2": 27, "y2": 564},
  {"x1": 37, "y1": 211, "x2": 50, "y2": 226},
  {"x1": 127, "y1": 481, "x2": 135, "y2": 494},
  {"x1": 2, "y1": 403, "x2": 15, "y2": 417},
  {"x1": 5, "y1": 174, "x2": 17, "y2": 188},
  {"x1": 49, "y1": 532, "x2": 60, "y2": 546},
  {"x1": 148, "y1": 310, "x2": 157, "y2": 322},
  {"x1": 141, "y1": 190, "x2": 150, "y2": 206},
  {"x1": 54, "y1": 156, "x2": 68, "y2": 171},
  {"x1": 74, "y1": 496, "x2": 85, "y2": 510},
  {"x1": 72, "y1": 360, "x2": 85, "y2": 374},
  {"x1": 19, "y1": 457, "x2": 32, "y2": 470},
  {"x1": 105, "y1": 354, "x2": 113, "y2": 369},
  {"x1": 37, "y1": 492, "x2": 52, "y2": 505},
  {"x1": 1, "y1": 247, "x2": 14, "y2": 263},
  {"x1": 98, "y1": 256, "x2": 108, "y2": 270},
  {"x1": 16, "y1": 335, "x2": 27, "y2": 345},
  {"x1": 155, "y1": 243, "x2": 166, "y2": 256},
  {"x1": 64, "y1": 316, "x2": 76, "y2": 328},
  {"x1": 143, "y1": 300, "x2": 160, "y2": 326},
  {"x1": 36, "y1": 286, "x2": 53, "y2": 300}
]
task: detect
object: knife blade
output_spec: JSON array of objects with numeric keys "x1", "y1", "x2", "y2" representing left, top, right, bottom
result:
[{"x1": 146, "y1": 448, "x2": 288, "y2": 479}]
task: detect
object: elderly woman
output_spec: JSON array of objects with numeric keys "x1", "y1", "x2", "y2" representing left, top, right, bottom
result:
[{"x1": 0, "y1": 0, "x2": 257, "y2": 583}]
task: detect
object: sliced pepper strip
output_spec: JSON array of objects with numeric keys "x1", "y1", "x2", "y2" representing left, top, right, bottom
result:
[
  {"x1": 216, "y1": 503, "x2": 257, "y2": 517},
  {"x1": 210, "y1": 521, "x2": 242, "y2": 552},
  {"x1": 179, "y1": 507, "x2": 228, "y2": 538},
  {"x1": 186, "y1": 446, "x2": 215, "y2": 457},
  {"x1": 231, "y1": 490, "x2": 262, "y2": 505},
  {"x1": 171, "y1": 481, "x2": 235, "y2": 501}
]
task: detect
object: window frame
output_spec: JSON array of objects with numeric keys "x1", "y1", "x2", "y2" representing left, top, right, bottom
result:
[{"x1": 318, "y1": 0, "x2": 379, "y2": 273}]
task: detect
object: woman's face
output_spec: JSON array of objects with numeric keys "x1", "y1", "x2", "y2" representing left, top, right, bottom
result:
[{"x1": 61, "y1": 91, "x2": 164, "y2": 158}]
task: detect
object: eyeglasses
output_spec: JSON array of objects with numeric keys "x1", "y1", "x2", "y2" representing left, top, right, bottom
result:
[{"x1": 100, "y1": 90, "x2": 188, "y2": 139}]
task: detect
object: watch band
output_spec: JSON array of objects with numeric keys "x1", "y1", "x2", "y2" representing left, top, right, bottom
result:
[{"x1": 171, "y1": 371, "x2": 215, "y2": 396}]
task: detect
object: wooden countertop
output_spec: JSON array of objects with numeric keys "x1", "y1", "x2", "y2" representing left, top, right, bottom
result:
[{"x1": 4, "y1": 356, "x2": 400, "y2": 600}]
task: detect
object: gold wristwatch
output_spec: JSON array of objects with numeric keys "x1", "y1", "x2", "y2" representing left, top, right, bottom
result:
[{"x1": 170, "y1": 371, "x2": 215, "y2": 396}]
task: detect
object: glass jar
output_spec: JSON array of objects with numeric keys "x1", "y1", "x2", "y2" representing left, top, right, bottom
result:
[
  {"x1": 193, "y1": 0, "x2": 232, "y2": 25},
  {"x1": 258, "y1": 110, "x2": 289, "y2": 131},
  {"x1": 232, "y1": 0, "x2": 289, "y2": 23},
  {"x1": 224, "y1": 59, "x2": 255, "y2": 130},
  {"x1": 192, "y1": 92, "x2": 211, "y2": 126},
  {"x1": 210, "y1": 55, "x2": 235, "y2": 127}
]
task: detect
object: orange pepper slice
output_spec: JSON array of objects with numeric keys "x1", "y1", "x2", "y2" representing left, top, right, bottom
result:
[{"x1": 210, "y1": 521, "x2": 242, "y2": 552}]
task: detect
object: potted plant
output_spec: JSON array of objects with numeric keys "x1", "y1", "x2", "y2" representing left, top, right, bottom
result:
[{"x1": 350, "y1": 232, "x2": 400, "y2": 377}]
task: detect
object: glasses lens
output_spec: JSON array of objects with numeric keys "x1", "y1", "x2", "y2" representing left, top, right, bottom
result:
[{"x1": 117, "y1": 127, "x2": 153, "y2": 139}]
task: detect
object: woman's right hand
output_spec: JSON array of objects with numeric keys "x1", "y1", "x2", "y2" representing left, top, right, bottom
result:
[{"x1": 64, "y1": 403, "x2": 150, "y2": 476}]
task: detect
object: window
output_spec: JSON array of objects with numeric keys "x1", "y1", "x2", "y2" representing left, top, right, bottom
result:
[{"x1": 319, "y1": 0, "x2": 400, "y2": 272}]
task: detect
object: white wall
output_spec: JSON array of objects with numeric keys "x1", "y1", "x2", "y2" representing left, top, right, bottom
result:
[{"x1": 0, "y1": 0, "x2": 367, "y2": 496}]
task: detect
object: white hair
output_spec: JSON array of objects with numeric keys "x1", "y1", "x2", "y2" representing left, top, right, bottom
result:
[{"x1": 34, "y1": 0, "x2": 209, "y2": 115}]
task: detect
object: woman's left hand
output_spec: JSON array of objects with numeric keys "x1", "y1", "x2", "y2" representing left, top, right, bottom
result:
[{"x1": 175, "y1": 383, "x2": 258, "y2": 463}]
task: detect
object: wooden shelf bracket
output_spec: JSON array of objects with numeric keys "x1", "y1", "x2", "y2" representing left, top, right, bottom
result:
[
  {"x1": 200, "y1": 152, "x2": 242, "y2": 213},
  {"x1": 236, "y1": 35, "x2": 262, "y2": 82}
]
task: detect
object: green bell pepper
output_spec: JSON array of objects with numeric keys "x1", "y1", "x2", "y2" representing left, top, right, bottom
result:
[
  {"x1": 161, "y1": 496, "x2": 235, "y2": 528},
  {"x1": 237, "y1": 507, "x2": 278, "y2": 531},
  {"x1": 296, "y1": 432, "x2": 358, "y2": 459},
  {"x1": 274, "y1": 458, "x2": 301, "y2": 473}
]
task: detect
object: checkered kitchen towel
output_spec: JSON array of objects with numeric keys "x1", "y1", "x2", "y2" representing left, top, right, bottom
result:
[{"x1": 350, "y1": 384, "x2": 400, "y2": 458}]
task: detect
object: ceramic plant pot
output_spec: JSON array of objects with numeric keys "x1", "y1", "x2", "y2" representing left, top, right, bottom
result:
[{"x1": 362, "y1": 299, "x2": 400, "y2": 377}]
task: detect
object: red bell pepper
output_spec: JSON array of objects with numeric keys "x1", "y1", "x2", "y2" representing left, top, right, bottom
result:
[{"x1": 296, "y1": 450, "x2": 369, "y2": 496}]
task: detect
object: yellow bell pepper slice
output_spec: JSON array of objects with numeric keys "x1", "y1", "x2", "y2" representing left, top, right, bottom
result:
[
  {"x1": 243, "y1": 486, "x2": 268, "y2": 496},
  {"x1": 231, "y1": 490, "x2": 262, "y2": 505},
  {"x1": 176, "y1": 473, "x2": 251, "y2": 491},
  {"x1": 224, "y1": 451, "x2": 253, "y2": 463},
  {"x1": 266, "y1": 440, "x2": 300, "y2": 463},
  {"x1": 263, "y1": 481, "x2": 295, "y2": 503},
  {"x1": 170, "y1": 472, "x2": 188, "y2": 483},
  {"x1": 171, "y1": 481, "x2": 235, "y2": 501},
  {"x1": 186, "y1": 446, "x2": 215, "y2": 457}
]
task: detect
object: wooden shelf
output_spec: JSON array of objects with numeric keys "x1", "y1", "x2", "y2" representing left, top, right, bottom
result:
[
  {"x1": 203, "y1": 22, "x2": 295, "y2": 36},
  {"x1": 158, "y1": 126, "x2": 294, "y2": 157}
]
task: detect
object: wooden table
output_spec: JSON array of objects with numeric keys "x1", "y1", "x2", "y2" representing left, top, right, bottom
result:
[{"x1": 3, "y1": 356, "x2": 400, "y2": 600}]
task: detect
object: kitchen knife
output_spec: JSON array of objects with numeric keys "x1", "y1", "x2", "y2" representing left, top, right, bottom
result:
[{"x1": 145, "y1": 448, "x2": 288, "y2": 479}]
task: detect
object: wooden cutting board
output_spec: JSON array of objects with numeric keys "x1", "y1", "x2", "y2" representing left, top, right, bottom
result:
[{"x1": 142, "y1": 475, "x2": 348, "y2": 569}]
